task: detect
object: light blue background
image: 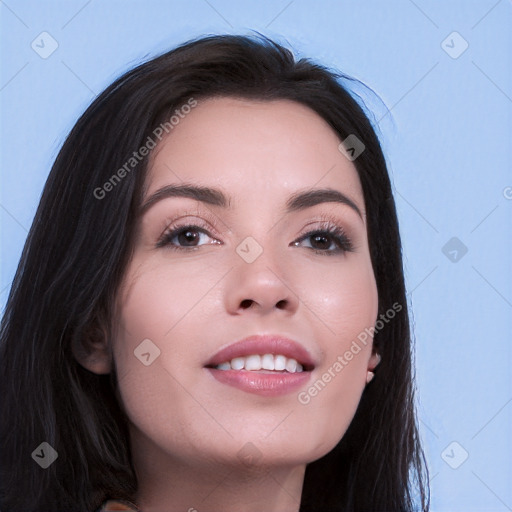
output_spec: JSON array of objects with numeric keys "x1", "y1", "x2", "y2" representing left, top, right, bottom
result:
[{"x1": 1, "y1": 1, "x2": 511, "y2": 510}]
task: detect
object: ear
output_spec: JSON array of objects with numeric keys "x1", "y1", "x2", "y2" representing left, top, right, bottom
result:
[
  {"x1": 72, "y1": 318, "x2": 113, "y2": 375},
  {"x1": 368, "y1": 350, "x2": 381, "y2": 372}
]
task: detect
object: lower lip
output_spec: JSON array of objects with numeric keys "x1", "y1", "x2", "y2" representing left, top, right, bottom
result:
[{"x1": 206, "y1": 368, "x2": 311, "y2": 397}]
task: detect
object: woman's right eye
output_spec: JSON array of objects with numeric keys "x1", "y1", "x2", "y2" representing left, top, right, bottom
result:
[{"x1": 156, "y1": 224, "x2": 220, "y2": 250}]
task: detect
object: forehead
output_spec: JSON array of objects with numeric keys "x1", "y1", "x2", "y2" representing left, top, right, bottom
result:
[{"x1": 145, "y1": 97, "x2": 364, "y2": 212}]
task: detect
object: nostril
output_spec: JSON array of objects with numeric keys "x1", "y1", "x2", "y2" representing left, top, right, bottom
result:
[
  {"x1": 240, "y1": 299, "x2": 253, "y2": 309},
  {"x1": 276, "y1": 299, "x2": 287, "y2": 309}
]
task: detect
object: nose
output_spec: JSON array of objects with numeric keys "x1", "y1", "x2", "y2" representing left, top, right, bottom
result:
[{"x1": 224, "y1": 242, "x2": 299, "y2": 316}]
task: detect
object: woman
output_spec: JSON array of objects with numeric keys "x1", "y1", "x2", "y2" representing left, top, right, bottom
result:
[{"x1": 0, "y1": 34, "x2": 430, "y2": 512}]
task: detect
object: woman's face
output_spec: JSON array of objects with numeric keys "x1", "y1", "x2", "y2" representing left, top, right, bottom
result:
[{"x1": 112, "y1": 97, "x2": 379, "y2": 471}]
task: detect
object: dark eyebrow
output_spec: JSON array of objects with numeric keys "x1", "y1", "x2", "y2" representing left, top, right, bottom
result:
[
  {"x1": 139, "y1": 184, "x2": 362, "y2": 219},
  {"x1": 285, "y1": 187, "x2": 362, "y2": 219},
  {"x1": 139, "y1": 184, "x2": 229, "y2": 217}
]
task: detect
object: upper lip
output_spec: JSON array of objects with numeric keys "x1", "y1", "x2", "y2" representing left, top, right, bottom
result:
[{"x1": 205, "y1": 334, "x2": 316, "y2": 371}]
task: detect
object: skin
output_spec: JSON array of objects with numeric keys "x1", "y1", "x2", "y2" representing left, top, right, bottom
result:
[{"x1": 77, "y1": 97, "x2": 380, "y2": 512}]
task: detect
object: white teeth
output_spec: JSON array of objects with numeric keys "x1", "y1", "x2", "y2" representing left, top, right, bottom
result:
[
  {"x1": 274, "y1": 355, "x2": 286, "y2": 371},
  {"x1": 261, "y1": 353, "x2": 275, "y2": 370},
  {"x1": 285, "y1": 358, "x2": 297, "y2": 373},
  {"x1": 214, "y1": 354, "x2": 305, "y2": 373},
  {"x1": 245, "y1": 354, "x2": 261, "y2": 371},
  {"x1": 231, "y1": 357, "x2": 245, "y2": 370}
]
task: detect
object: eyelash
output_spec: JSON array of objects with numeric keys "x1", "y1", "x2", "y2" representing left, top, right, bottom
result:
[{"x1": 156, "y1": 213, "x2": 355, "y2": 256}]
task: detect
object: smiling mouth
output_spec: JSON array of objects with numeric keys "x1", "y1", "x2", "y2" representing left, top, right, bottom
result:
[
  {"x1": 205, "y1": 361, "x2": 313, "y2": 397},
  {"x1": 204, "y1": 334, "x2": 316, "y2": 395}
]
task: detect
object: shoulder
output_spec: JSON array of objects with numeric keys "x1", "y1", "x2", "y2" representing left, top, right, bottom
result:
[{"x1": 96, "y1": 499, "x2": 141, "y2": 511}]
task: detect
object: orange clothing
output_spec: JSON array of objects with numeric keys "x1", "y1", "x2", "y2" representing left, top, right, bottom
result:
[{"x1": 96, "y1": 499, "x2": 141, "y2": 511}]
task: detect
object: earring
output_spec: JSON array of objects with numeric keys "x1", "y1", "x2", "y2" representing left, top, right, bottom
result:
[{"x1": 366, "y1": 352, "x2": 381, "y2": 384}]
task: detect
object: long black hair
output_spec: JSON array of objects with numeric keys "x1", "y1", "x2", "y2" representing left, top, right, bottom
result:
[{"x1": 0, "y1": 33, "x2": 429, "y2": 512}]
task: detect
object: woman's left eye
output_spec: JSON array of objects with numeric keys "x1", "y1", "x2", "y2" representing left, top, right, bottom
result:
[{"x1": 292, "y1": 225, "x2": 354, "y2": 255}]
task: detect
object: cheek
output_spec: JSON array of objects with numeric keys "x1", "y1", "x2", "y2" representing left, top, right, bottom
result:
[
  {"x1": 114, "y1": 255, "x2": 214, "y2": 349},
  {"x1": 110, "y1": 255, "x2": 211, "y2": 407},
  {"x1": 110, "y1": 257, "x2": 221, "y2": 454},
  {"x1": 296, "y1": 254, "x2": 378, "y2": 342},
  {"x1": 291, "y1": 256, "x2": 378, "y2": 453}
]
